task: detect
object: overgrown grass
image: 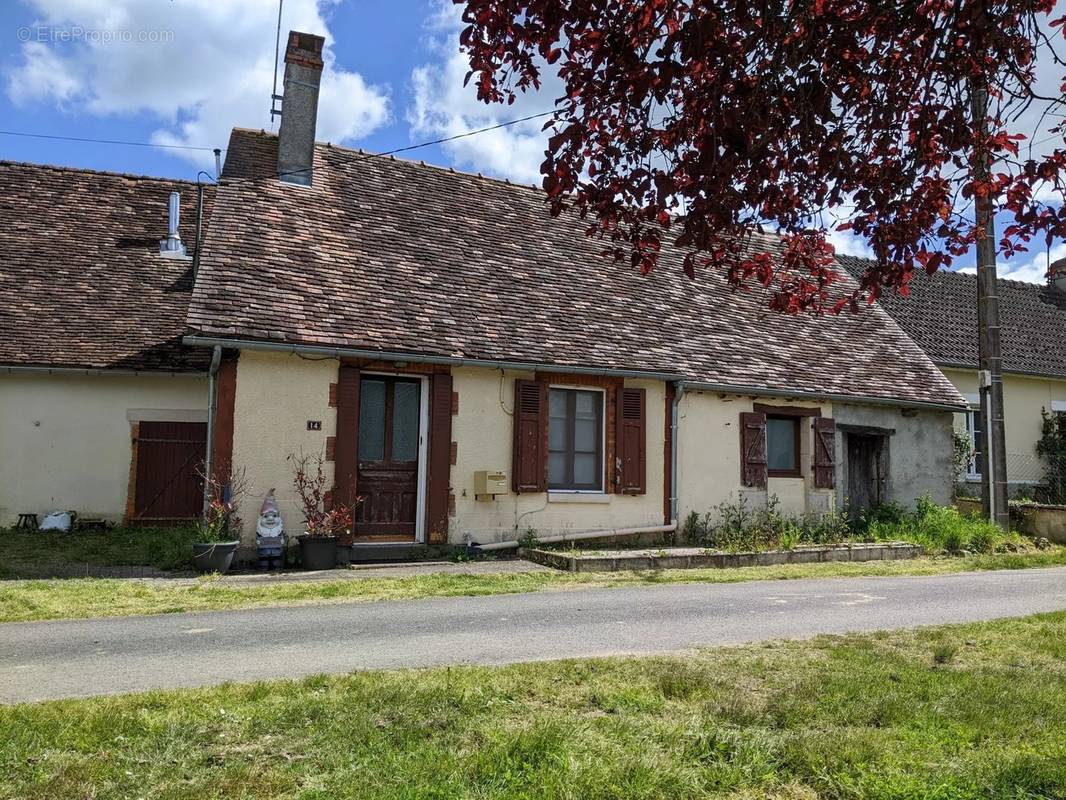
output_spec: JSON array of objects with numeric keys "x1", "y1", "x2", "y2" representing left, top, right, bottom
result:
[
  {"x1": 0, "y1": 526, "x2": 198, "y2": 578},
  {"x1": 2, "y1": 612, "x2": 1065, "y2": 799},
  {"x1": 680, "y1": 495, "x2": 1032, "y2": 555},
  {"x1": 2, "y1": 548, "x2": 1065, "y2": 624},
  {"x1": 867, "y1": 495, "x2": 1025, "y2": 554}
]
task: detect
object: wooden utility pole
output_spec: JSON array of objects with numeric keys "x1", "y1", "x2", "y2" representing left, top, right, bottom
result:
[{"x1": 970, "y1": 81, "x2": 1010, "y2": 527}]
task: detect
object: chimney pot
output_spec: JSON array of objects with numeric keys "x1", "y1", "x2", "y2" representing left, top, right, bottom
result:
[
  {"x1": 276, "y1": 30, "x2": 325, "y2": 186},
  {"x1": 1051, "y1": 257, "x2": 1066, "y2": 293},
  {"x1": 159, "y1": 191, "x2": 187, "y2": 258}
]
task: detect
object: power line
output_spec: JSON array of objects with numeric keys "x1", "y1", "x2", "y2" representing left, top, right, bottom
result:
[
  {"x1": 0, "y1": 129, "x2": 220, "y2": 152},
  {"x1": 0, "y1": 109, "x2": 558, "y2": 171}
]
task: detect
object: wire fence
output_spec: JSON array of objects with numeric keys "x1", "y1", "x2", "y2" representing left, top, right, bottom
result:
[{"x1": 958, "y1": 452, "x2": 1066, "y2": 505}]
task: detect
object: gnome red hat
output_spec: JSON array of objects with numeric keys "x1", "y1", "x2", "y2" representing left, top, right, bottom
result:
[{"x1": 260, "y1": 489, "x2": 279, "y2": 516}]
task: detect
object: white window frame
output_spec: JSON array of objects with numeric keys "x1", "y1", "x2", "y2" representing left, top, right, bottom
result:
[{"x1": 546, "y1": 384, "x2": 607, "y2": 494}]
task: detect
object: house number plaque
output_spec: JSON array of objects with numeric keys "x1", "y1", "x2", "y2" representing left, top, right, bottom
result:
[{"x1": 306, "y1": 420, "x2": 322, "y2": 431}]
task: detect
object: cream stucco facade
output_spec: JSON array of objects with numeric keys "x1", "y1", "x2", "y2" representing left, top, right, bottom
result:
[
  {"x1": 229, "y1": 350, "x2": 339, "y2": 546},
  {"x1": 450, "y1": 366, "x2": 667, "y2": 543},
  {"x1": 225, "y1": 350, "x2": 955, "y2": 548},
  {"x1": 0, "y1": 372, "x2": 207, "y2": 524},
  {"x1": 676, "y1": 391, "x2": 835, "y2": 520},
  {"x1": 943, "y1": 367, "x2": 1066, "y2": 486}
]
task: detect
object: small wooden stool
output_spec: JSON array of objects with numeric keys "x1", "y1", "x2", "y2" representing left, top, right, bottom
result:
[{"x1": 15, "y1": 513, "x2": 38, "y2": 530}]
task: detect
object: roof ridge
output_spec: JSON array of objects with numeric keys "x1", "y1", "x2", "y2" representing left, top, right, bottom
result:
[
  {"x1": 232, "y1": 127, "x2": 544, "y2": 194},
  {"x1": 0, "y1": 159, "x2": 203, "y2": 186},
  {"x1": 837, "y1": 252, "x2": 1049, "y2": 291}
]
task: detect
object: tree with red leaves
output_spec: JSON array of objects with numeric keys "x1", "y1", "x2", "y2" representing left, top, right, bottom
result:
[{"x1": 456, "y1": 0, "x2": 1066, "y2": 313}]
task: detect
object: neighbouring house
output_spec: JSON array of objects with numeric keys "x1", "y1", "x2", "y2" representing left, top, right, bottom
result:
[
  {"x1": 0, "y1": 161, "x2": 213, "y2": 525},
  {"x1": 841, "y1": 256, "x2": 1066, "y2": 495},
  {"x1": 178, "y1": 31, "x2": 965, "y2": 555}
]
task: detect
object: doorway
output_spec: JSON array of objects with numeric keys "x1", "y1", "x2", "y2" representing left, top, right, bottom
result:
[
  {"x1": 132, "y1": 421, "x2": 206, "y2": 521},
  {"x1": 354, "y1": 375, "x2": 426, "y2": 541},
  {"x1": 846, "y1": 433, "x2": 888, "y2": 513}
]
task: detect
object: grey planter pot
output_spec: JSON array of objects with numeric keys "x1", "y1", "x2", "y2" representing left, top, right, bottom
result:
[
  {"x1": 298, "y1": 535, "x2": 338, "y2": 570},
  {"x1": 191, "y1": 541, "x2": 240, "y2": 574},
  {"x1": 335, "y1": 544, "x2": 351, "y2": 566}
]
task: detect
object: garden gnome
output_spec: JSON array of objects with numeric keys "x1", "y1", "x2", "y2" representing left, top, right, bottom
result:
[{"x1": 255, "y1": 490, "x2": 286, "y2": 570}]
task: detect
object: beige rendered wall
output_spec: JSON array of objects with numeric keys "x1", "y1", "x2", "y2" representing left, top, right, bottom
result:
[
  {"x1": 676, "y1": 391, "x2": 834, "y2": 521},
  {"x1": 450, "y1": 366, "x2": 667, "y2": 544},
  {"x1": 229, "y1": 350, "x2": 339, "y2": 546},
  {"x1": 943, "y1": 367, "x2": 1066, "y2": 485},
  {"x1": 0, "y1": 372, "x2": 206, "y2": 524}
]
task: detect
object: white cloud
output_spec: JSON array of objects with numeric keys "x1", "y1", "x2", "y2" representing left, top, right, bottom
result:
[
  {"x1": 956, "y1": 243, "x2": 1064, "y2": 284},
  {"x1": 407, "y1": 1, "x2": 557, "y2": 184},
  {"x1": 5, "y1": 0, "x2": 390, "y2": 168}
]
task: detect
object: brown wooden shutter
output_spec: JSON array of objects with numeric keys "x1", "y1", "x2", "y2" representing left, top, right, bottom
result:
[
  {"x1": 812, "y1": 417, "x2": 837, "y2": 489},
  {"x1": 332, "y1": 365, "x2": 360, "y2": 508},
  {"x1": 616, "y1": 387, "x2": 646, "y2": 494},
  {"x1": 426, "y1": 372, "x2": 453, "y2": 544},
  {"x1": 512, "y1": 379, "x2": 547, "y2": 493},
  {"x1": 740, "y1": 411, "x2": 768, "y2": 488}
]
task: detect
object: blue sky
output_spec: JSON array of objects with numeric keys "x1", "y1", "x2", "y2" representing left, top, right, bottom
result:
[{"x1": 0, "y1": 0, "x2": 1061, "y2": 284}]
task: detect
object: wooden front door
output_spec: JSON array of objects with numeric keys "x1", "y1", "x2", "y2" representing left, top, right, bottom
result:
[
  {"x1": 847, "y1": 433, "x2": 886, "y2": 513},
  {"x1": 133, "y1": 421, "x2": 206, "y2": 521},
  {"x1": 355, "y1": 376, "x2": 421, "y2": 540}
]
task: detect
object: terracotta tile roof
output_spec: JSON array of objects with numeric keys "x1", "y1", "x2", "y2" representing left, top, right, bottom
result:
[
  {"x1": 0, "y1": 161, "x2": 213, "y2": 372},
  {"x1": 188, "y1": 128, "x2": 965, "y2": 408},
  {"x1": 839, "y1": 255, "x2": 1066, "y2": 380}
]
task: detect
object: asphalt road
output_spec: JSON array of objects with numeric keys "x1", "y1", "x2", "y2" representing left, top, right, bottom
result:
[{"x1": 2, "y1": 567, "x2": 1065, "y2": 703}]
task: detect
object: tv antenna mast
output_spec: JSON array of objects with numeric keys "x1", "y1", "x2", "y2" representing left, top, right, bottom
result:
[{"x1": 269, "y1": 0, "x2": 284, "y2": 129}]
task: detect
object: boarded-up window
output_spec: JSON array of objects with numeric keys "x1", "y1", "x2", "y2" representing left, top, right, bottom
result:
[
  {"x1": 740, "y1": 411, "x2": 768, "y2": 488},
  {"x1": 812, "y1": 417, "x2": 837, "y2": 489},
  {"x1": 512, "y1": 380, "x2": 547, "y2": 493},
  {"x1": 616, "y1": 387, "x2": 646, "y2": 494}
]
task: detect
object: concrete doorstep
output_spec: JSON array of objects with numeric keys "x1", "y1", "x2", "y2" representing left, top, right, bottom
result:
[{"x1": 521, "y1": 542, "x2": 922, "y2": 573}]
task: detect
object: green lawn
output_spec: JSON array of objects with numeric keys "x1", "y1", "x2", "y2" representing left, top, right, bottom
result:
[
  {"x1": 2, "y1": 612, "x2": 1065, "y2": 799},
  {"x1": 0, "y1": 526, "x2": 199, "y2": 578},
  {"x1": 2, "y1": 548, "x2": 1066, "y2": 623}
]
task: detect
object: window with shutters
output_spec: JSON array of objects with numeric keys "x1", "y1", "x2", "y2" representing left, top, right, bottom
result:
[
  {"x1": 548, "y1": 387, "x2": 604, "y2": 491},
  {"x1": 766, "y1": 415, "x2": 801, "y2": 477}
]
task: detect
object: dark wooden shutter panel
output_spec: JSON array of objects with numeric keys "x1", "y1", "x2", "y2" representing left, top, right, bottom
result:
[
  {"x1": 427, "y1": 372, "x2": 453, "y2": 544},
  {"x1": 813, "y1": 417, "x2": 837, "y2": 489},
  {"x1": 740, "y1": 411, "x2": 768, "y2": 488},
  {"x1": 332, "y1": 365, "x2": 360, "y2": 508},
  {"x1": 512, "y1": 379, "x2": 547, "y2": 493},
  {"x1": 616, "y1": 387, "x2": 646, "y2": 494}
]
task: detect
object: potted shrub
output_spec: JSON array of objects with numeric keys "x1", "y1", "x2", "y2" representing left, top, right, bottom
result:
[
  {"x1": 192, "y1": 465, "x2": 248, "y2": 574},
  {"x1": 290, "y1": 451, "x2": 354, "y2": 571}
]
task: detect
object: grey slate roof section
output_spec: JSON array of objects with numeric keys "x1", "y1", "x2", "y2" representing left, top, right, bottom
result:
[
  {"x1": 187, "y1": 128, "x2": 965, "y2": 409},
  {"x1": 0, "y1": 160, "x2": 213, "y2": 372},
  {"x1": 838, "y1": 255, "x2": 1066, "y2": 380}
]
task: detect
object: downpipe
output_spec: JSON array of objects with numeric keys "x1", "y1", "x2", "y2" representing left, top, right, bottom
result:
[
  {"x1": 473, "y1": 522, "x2": 677, "y2": 552},
  {"x1": 202, "y1": 345, "x2": 222, "y2": 513}
]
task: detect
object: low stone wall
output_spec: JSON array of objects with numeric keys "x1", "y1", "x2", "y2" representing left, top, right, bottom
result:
[
  {"x1": 1013, "y1": 503, "x2": 1066, "y2": 544},
  {"x1": 955, "y1": 496, "x2": 1066, "y2": 544},
  {"x1": 520, "y1": 542, "x2": 922, "y2": 573}
]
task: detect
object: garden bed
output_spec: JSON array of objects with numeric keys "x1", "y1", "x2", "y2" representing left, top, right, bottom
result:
[{"x1": 521, "y1": 541, "x2": 922, "y2": 572}]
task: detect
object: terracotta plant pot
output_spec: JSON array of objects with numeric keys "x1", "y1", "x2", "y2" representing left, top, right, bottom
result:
[
  {"x1": 298, "y1": 535, "x2": 338, "y2": 570},
  {"x1": 191, "y1": 541, "x2": 240, "y2": 574}
]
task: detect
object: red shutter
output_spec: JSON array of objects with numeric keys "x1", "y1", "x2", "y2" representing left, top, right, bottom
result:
[
  {"x1": 740, "y1": 411, "x2": 768, "y2": 488},
  {"x1": 512, "y1": 379, "x2": 547, "y2": 493},
  {"x1": 812, "y1": 417, "x2": 837, "y2": 489},
  {"x1": 332, "y1": 365, "x2": 360, "y2": 508},
  {"x1": 427, "y1": 372, "x2": 453, "y2": 544},
  {"x1": 616, "y1": 387, "x2": 646, "y2": 494}
]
